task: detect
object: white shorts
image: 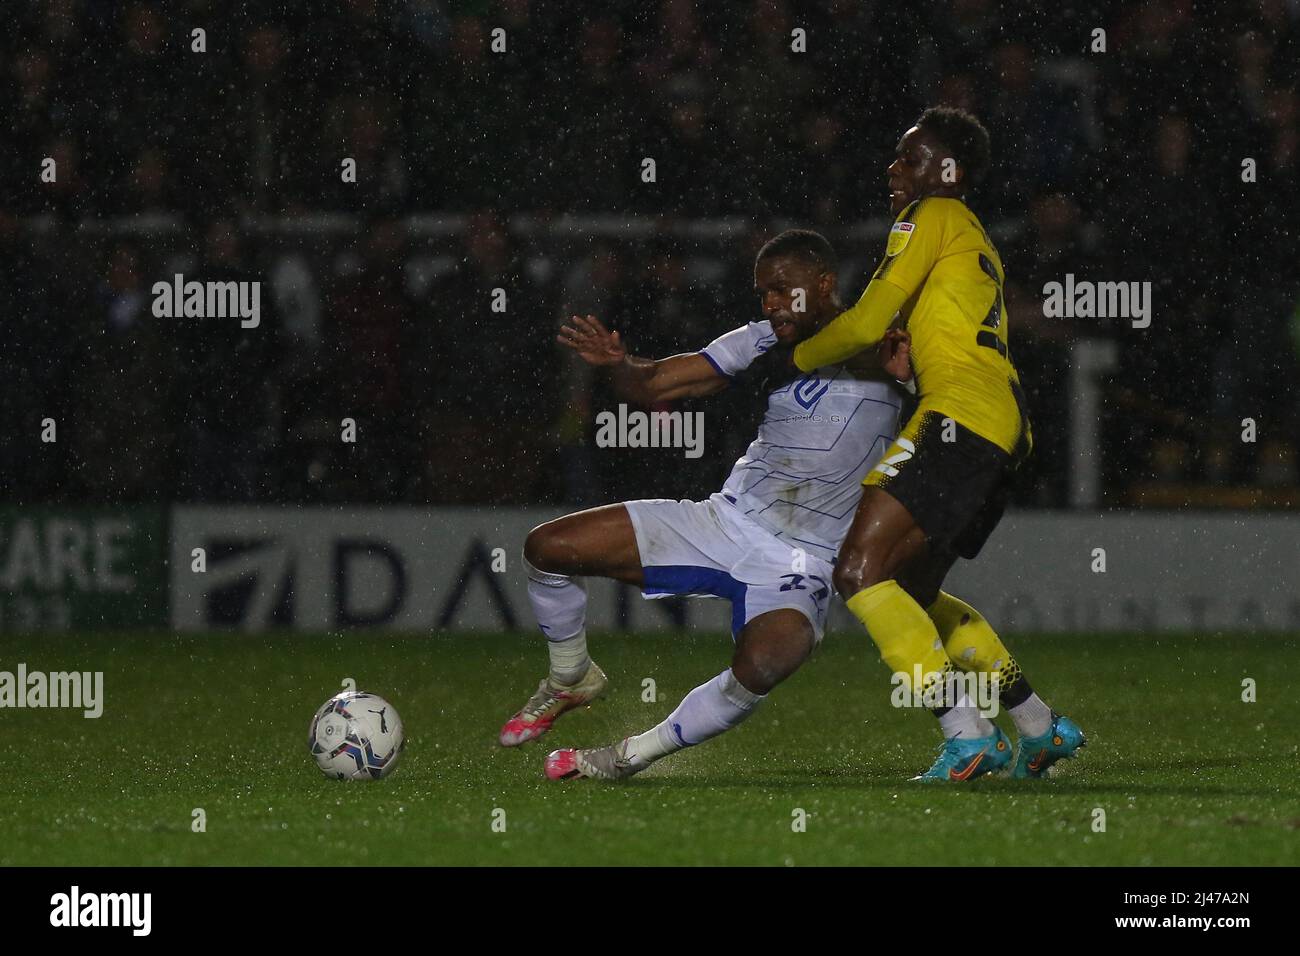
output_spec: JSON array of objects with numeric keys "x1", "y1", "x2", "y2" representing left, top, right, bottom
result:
[{"x1": 625, "y1": 494, "x2": 835, "y2": 641}]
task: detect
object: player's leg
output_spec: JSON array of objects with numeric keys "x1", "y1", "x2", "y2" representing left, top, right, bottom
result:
[
  {"x1": 833, "y1": 486, "x2": 959, "y2": 711},
  {"x1": 896, "y1": 549, "x2": 997, "y2": 737},
  {"x1": 523, "y1": 503, "x2": 642, "y2": 680},
  {"x1": 523, "y1": 504, "x2": 644, "y2": 583},
  {"x1": 924, "y1": 588, "x2": 1085, "y2": 777},
  {"x1": 545, "y1": 608, "x2": 815, "y2": 781},
  {"x1": 901, "y1": 548, "x2": 1008, "y2": 722},
  {"x1": 900, "y1": 501, "x2": 1086, "y2": 778},
  {"x1": 849, "y1": 544, "x2": 1006, "y2": 780},
  {"x1": 499, "y1": 504, "x2": 641, "y2": 746},
  {"x1": 626, "y1": 608, "x2": 814, "y2": 765},
  {"x1": 833, "y1": 412, "x2": 1017, "y2": 780},
  {"x1": 920, "y1": 576, "x2": 1048, "y2": 734}
]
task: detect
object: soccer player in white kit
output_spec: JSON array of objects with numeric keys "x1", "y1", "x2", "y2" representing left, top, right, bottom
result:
[{"x1": 499, "y1": 230, "x2": 912, "y2": 780}]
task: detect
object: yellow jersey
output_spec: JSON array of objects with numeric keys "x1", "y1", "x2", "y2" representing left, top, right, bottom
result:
[{"x1": 794, "y1": 196, "x2": 1030, "y2": 456}]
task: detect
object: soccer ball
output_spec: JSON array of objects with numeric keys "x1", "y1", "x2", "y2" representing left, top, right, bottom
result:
[{"x1": 309, "y1": 691, "x2": 405, "y2": 781}]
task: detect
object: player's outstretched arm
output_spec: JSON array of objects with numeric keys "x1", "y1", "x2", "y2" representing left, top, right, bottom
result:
[
  {"x1": 558, "y1": 314, "x2": 727, "y2": 405},
  {"x1": 792, "y1": 278, "x2": 910, "y2": 372}
]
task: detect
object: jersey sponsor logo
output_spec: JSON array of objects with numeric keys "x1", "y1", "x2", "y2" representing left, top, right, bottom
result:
[
  {"x1": 885, "y1": 221, "x2": 915, "y2": 257},
  {"x1": 793, "y1": 373, "x2": 829, "y2": 409}
]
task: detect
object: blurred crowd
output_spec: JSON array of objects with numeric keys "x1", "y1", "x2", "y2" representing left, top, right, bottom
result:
[{"x1": 4, "y1": 0, "x2": 1299, "y2": 508}]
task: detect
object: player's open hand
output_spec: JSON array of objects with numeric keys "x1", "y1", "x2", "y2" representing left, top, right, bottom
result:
[
  {"x1": 878, "y1": 328, "x2": 912, "y2": 382},
  {"x1": 558, "y1": 315, "x2": 627, "y2": 366}
]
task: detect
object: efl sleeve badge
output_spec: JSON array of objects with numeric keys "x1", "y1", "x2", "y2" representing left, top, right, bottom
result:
[{"x1": 885, "y1": 221, "x2": 915, "y2": 257}]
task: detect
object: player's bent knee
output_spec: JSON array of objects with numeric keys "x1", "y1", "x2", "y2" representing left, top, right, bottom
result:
[
  {"x1": 733, "y1": 614, "x2": 814, "y2": 694},
  {"x1": 731, "y1": 653, "x2": 787, "y2": 696},
  {"x1": 832, "y1": 557, "x2": 884, "y2": 600},
  {"x1": 522, "y1": 521, "x2": 570, "y2": 574},
  {"x1": 831, "y1": 562, "x2": 860, "y2": 599}
]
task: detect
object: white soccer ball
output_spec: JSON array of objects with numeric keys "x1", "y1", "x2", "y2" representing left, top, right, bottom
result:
[{"x1": 309, "y1": 691, "x2": 405, "y2": 781}]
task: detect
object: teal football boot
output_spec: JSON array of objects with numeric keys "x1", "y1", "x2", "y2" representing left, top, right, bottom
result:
[
  {"x1": 911, "y1": 725, "x2": 1013, "y2": 782},
  {"x1": 1010, "y1": 713, "x2": 1087, "y2": 779}
]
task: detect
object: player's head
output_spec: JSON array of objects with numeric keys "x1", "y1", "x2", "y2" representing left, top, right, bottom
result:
[
  {"x1": 888, "y1": 107, "x2": 991, "y2": 215},
  {"x1": 753, "y1": 229, "x2": 839, "y2": 345}
]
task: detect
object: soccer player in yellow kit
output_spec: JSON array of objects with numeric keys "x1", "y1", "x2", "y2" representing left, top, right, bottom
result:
[{"x1": 793, "y1": 107, "x2": 1086, "y2": 781}]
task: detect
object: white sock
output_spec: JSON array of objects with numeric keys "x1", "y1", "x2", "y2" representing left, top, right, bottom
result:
[
  {"x1": 1008, "y1": 692, "x2": 1053, "y2": 738},
  {"x1": 938, "y1": 691, "x2": 996, "y2": 739},
  {"x1": 523, "y1": 555, "x2": 590, "y2": 684},
  {"x1": 623, "y1": 669, "x2": 764, "y2": 769}
]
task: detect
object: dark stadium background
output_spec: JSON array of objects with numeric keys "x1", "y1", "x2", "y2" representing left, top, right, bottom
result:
[{"x1": 4, "y1": 0, "x2": 1297, "y2": 513}]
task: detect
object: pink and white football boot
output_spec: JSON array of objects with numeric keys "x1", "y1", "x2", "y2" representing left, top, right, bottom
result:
[
  {"x1": 545, "y1": 738, "x2": 643, "y2": 781},
  {"x1": 498, "y1": 662, "x2": 608, "y2": 747}
]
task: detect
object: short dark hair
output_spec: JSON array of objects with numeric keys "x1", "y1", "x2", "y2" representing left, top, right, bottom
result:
[
  {"x1": 755, "y1": 229, "x2": 837, "y2": 273},
  {"x1": 916, "y1": 106, "x2": 991, "y2": 187}
]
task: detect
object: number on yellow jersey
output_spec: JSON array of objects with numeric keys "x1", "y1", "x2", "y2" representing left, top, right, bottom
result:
[{"x1": 976, "y1": 252, "x2": 1007, "y2": 358}]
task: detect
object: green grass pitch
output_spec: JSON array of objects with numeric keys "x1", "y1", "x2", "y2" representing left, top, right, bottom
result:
[{"x1": 3, "y1": 629, "x2": 1297, "y2": 866}]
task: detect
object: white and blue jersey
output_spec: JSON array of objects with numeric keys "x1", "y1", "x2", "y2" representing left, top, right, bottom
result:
[
  {"x1": 700, "y1": 320, "x2": 904, "y2": 562},
  {"x1": 624, "y1": 320, "x2": 904, "y2": 641}
]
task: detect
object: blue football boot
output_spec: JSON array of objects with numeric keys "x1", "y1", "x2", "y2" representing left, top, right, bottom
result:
[
  {"x1": 911, "y1": 725, "x2": 1013, "y2": 782},
  {"x1": 1010, "y1": 713, "x2": 1087, "y2": 779}
]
